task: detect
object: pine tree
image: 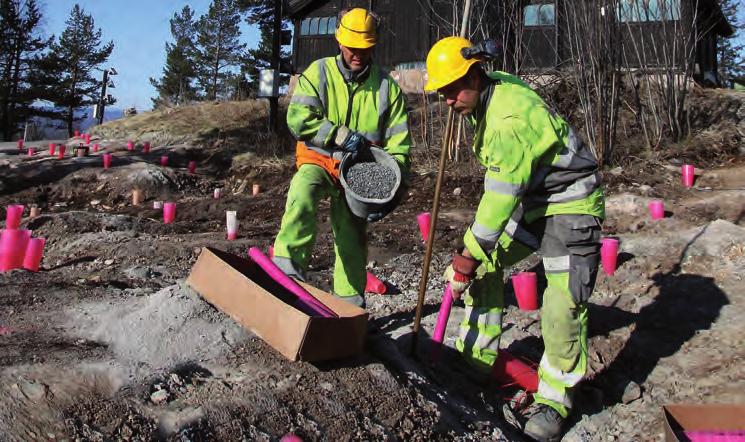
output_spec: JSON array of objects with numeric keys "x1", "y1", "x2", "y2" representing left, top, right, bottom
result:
[
  {"x1": 0, "y1": 0, "x2": 49, "y2": 141},
  {"x1": 39, "y1": 4, "x2": 114, "y2": 136},
  {"x1": 195, "y1": 0, "x2": 247, "y2": 100},
  {"x1": 238, "y1": 0, "x2": 291, "y2": 96},
  {"x1": 718, "y1": 0, "x2": 744, "y2": 84},
  {"x1": 150, "y1": 6, "x2": 199, "y2": 108}
]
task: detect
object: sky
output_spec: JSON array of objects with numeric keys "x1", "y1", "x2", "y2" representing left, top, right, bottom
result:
[{"x1": 40, "y1": 1, "x2": 260, "y2": 112}]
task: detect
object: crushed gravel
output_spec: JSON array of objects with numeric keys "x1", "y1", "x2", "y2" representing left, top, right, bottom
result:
[{"x1": 346, "y1": 162, "x2": 396, "y2": 199}]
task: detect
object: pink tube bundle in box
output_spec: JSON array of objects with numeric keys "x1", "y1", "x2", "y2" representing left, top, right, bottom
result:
[{"x1": 247, "y1": 247, "x2": 336, "y2": 318}]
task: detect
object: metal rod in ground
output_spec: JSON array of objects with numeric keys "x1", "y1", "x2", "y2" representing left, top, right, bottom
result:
[{"x1": 410, "y1": 108, "x2": 455, "y2": 356}]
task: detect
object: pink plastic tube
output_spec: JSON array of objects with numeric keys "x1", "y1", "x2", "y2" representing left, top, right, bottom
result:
[
  {"x1": 512, "y1": 272, "x2": 538, "y2": 311},
  {"x1": 648, "y1": 200, "x2": 665, "y2": 220},
  {"x1": 160, "y1": 155, "x2": 169, "y2": 167},
  {"x1": 85, "y1": 134, "x2": 91, "y2": 145},
  {"x1": 103, "y1": 153, "x2": 112, "y2": 169},
  {"x1": 23, "y1": 237, "x2": 46, "y2": 272},
  {"x1": 188, "y1": 161, "x2": 196, "y2": 174},
  {"x1": 163, "y1": 202, "x2": 176, "y2": 224},
  {"x1": 417, "y1": 212, "x2": 432, "y2": 243},
  {"x1": 600, "y1": 238, "x2": 619, "y2": 276},
  {"x1": 0, "y1": 229, "x2": 32, "y2": 271},
  {"x1": 74, "y1": 130, "x2": 79, "y2": 138},
  {"x1": 429, "y1": 284, "x2": 454, "y2": 363},
  {"x1": 492, "y1": 349, "x2": 539, "y2": 392},
  {"x1": 49, "y1": 143, "x2": 56, "y2": 155},
  {"x1": 57, "y1": 145, "x2": 66, "y2": 158},
  {"x1": 682, "y1": 164, "x2": 695, "y2": 188},
  {"x1": 143, "y1": 141, "x2": 150, "y2": 153},
  {"x1": 365, "y1": 271, "x2": 387, "y2": 294},
  {"x1": 247, "y1": 247, "x2": 337, "y2": 318},
  {"x1": 127, "y1": 141, "x2": 134, "y2": 151},
  {"x1": 17, "y1": 139, "x2": 24, "y2": 149},
  {"x1": 27, "y1": 147, "x2": 35, "y2": 156},
  {"x1": 93, "y1": 143, "x2": 99, "y2": 153},
  {"x1": 5, "y1": 204, "x2": 25, "y2": 229}
]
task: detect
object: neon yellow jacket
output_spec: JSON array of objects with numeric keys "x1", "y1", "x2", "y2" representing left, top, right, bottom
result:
[
  {"x1": 463, "y1": 71, "x2": 605, "y2": 264},
  {"x1": 287, "y1": 56, "x2": 411, "y2": 171}
]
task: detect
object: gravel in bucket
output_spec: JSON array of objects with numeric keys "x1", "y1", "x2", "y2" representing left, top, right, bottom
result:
[{"x1": 346, "y1": 162, "x2": 397, "y2": 199}]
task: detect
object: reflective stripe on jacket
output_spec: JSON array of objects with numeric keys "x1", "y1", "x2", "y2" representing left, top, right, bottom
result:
[
  {"x1": 463, "y1": 71, "x2": 605, "y2": 263},
  {"x1": 288, "y1": 56, "x2": 411, "y2": 177}
]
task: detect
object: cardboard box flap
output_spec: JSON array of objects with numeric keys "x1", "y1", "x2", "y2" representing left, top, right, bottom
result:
[
  {"x1": 187, "y1": 248, "x2": 311, "y2": 360},
  {"x1": 665, "y1": 405, "x2": 745, "y2": 431},
  {"x1": 187, "y1": 248, "x2": 368, "y2": 362}
]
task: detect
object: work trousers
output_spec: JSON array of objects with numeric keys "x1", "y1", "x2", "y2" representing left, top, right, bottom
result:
[
  {"x1": 273, "y1": 164, "x2": 368, "y2": 298},
  {"x1": 456, "y1": 214, "x2": 601, "y2": 418}
]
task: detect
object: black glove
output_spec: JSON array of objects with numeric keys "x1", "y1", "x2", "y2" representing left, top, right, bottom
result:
[{"x1": 335, "y1": 126, "x2": 370, "y2": 159}]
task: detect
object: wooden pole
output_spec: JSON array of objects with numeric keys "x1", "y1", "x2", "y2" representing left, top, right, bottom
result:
[{"x1": 410, "y1": 0, "x2": 473, "y2": 356}]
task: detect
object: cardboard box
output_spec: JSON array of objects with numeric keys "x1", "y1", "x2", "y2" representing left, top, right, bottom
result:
[
  {"x1": 663, "y1": 404, "x2": 745, "y2": 441},
  {"x1": 186, "y1": 247, "x2": 368, "y2": 362}
]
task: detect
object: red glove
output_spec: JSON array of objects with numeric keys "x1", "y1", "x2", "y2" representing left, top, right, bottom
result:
[{"x1": 443, "y1": 252, "x2": 480, "y2": 297}]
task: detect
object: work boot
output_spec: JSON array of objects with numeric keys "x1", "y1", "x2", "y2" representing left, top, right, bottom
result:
[
  {"x1": 333, "y1": 293, "x2": 365, "y2": 309},
  {"x1": 503, "y1": 403, "x2": 565, "y2": 442}
]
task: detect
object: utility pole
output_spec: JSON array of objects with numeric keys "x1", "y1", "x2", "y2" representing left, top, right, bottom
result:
[
  {"x1": 269, "y1": 0, "x2": 282, "y2": 133},
  {"x1": 97, "y1": 69, "x2": 109, "y2": 126}
]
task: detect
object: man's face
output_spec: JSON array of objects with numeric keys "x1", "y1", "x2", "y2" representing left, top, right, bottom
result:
[
  {"x1": 339, "y1": 44, "x2": 373, "y2": 71},
  {"x1": 438, "y1": 73, "x2": 480, "y2": 115}
]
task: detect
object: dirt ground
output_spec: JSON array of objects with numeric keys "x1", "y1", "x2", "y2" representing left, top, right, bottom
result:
[{"x1": 1, "y1": 136, "x2": 744, "y2": 442}]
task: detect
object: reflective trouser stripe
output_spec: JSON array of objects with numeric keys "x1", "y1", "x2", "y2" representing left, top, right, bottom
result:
[
  {"x1": 543, "y1": 255, "x2": 571, "y2": 273},
  {"x1": 273, "y1": 164, "x2": 367, "y2": 297},
  {"x1": 534, "y1": 269, "x2": 589, "y2": 418}
]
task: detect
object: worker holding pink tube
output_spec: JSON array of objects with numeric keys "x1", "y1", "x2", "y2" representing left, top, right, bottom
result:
[{"x1": 426, "y1": 36, "x2": 605, "y2": 441}]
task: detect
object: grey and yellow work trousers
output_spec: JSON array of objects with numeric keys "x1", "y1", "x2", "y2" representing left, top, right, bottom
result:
[{"x1": 456, "y1": 214, "x2": 601, "y2": 418}]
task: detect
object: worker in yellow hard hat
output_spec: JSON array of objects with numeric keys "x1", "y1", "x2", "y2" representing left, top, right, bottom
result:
[
  {"x1": 273, "y1": 8, "x2": 411, "y2": 308},
  {"x1": 426, "y1": 36, "x2": 605, "y2": 442}
]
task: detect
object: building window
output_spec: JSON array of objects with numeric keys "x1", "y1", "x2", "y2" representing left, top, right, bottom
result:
[
  {"x1": 524, "y1": 3, "x2": 555, "y2": 27},
  {"x1": 318, "y1": 17, "x2": 329, "y2": 35},
  {"x1": 617, "y1": 0, "x2": 680, "y2": 22},
  {"x1": 300, "y1": 16, "x2": 337, "y2": 36},
  {"x1": 328, "y1": 16, "x2": 337, "y2": 34},
  {"x1": 309, "y1": 17, "x2": 320, "y2": 35}
]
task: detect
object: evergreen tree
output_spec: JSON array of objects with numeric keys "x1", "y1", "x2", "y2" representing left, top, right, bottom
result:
[
  {"x1": 150, "y1": 6, "x2": 199, "y2": 108},
  {"x1": 195, "y1": 0, "x2": 247, "y2": 100},
  {"x1": 238, "y1": 0, "x2": 291, "y2": 96},
  {"x1": 39, "y1": 4, "x2": 114, "y2": 136},
  {"x1": 718, "y1": 0, "x2": 744, "y2": 84},
  {"x1": 0, "y1": 0, "x2": 49, "y2": 141}
]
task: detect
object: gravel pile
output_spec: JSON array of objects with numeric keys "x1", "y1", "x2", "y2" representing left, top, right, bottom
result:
[{"x1": 346, "y1": 162, "x2": 396, "y2": 199}]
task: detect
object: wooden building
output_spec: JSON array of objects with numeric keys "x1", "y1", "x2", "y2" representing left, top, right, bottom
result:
[{"x1": 285, "y1": 0, "x2": 734, "y2": 87}]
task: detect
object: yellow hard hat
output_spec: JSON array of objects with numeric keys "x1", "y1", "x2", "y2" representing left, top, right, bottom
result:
[
  {"x1": 335, "y1": 8, "x2": 377, "y2": 49},
  {"x1": 424, "y1": 36, "x2": 480, "y2": 91}
]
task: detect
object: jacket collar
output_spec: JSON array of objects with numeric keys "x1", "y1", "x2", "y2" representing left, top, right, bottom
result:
[
  {"x1": 474, "y1": 75, "x2": 499, "y2": 121},
  {"x1": 335, "y1": 55, "x2": 371, "y2": 83}
]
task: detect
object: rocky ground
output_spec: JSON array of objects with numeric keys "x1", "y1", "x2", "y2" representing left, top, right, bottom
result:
[{"x1": 1, "y1": 134, "x2": 744, "y2": 441}]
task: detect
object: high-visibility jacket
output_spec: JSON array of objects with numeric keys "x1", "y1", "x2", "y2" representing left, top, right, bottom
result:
[
  {"x1": 463, "y1": 71, "x2": 605, "y2": 264},
  {"x1": 287, "y1": 56, "x2": 411, "y2": 178}
]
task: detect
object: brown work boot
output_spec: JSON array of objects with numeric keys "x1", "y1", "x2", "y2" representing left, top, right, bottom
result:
[{"x1": 503, "y1": 402, "x2": 565, "y2": 442}]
